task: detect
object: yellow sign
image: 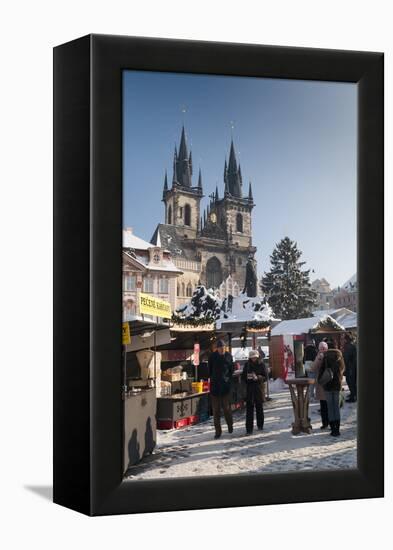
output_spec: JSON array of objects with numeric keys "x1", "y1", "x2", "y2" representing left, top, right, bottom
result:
[
  {"x1": 139, "y1": 293, "x2": 172, "y2": 319},
  {"x1": 122, "y1": 322, "x2": 131, "y2": 345}
]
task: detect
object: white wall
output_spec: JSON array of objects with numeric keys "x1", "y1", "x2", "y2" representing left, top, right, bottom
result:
[{"x1": 1, "y1": 1, "x2": 391, "y2": 549}]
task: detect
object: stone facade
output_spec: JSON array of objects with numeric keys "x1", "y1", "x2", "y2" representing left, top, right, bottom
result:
[
  {"x1": 122, "y1": 228, "x2": 182, "y2": 320},
  {"x1": 151, "y1": 126, "x2": 257, "y2": 309}
]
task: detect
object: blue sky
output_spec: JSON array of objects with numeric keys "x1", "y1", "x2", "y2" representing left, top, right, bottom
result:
[{"x1": 123, "y1": 70, "x2": 357, "y2": 288}]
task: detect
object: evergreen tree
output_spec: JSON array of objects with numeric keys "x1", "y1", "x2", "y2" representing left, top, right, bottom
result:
[
  {"x1": 261, "y1": 237, "x2": 316, "y2": 319},
  {"x1": 173, "y1": 286, "x2": 221, "y2": 325}
]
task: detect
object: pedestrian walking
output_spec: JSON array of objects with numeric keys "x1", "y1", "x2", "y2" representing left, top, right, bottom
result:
[
  {"x1": 208, "y1": 340, "x2": 234, "y2": 439},
  {"x1": 343, "y1": 333, "x2": 357, "y2": 402},
  {"x1": 242, "y1": 349, "x2": 268, "y2": 435},
  {"x1": 303, "y1": 339, "x2": 317, "y2": 399},
  {"x1": 311, "y1": 341, "x2": 329, "y2": 429},
  {"x1": 318, "y1": 339, "x2": 345, "y2": 437}
]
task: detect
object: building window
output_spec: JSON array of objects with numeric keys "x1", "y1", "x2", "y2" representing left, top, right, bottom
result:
[
  {"x1": 177, "y1": 282, "x2": 181, "y2": 296},
  {"x1": 206, "y1": 256, "x2": 223, "y2": 290},
  {"x1": 168, "y1": 205, "x2": 172, "y2": 225},
  {"x1": 124, "y1": 274, "x2": 136, "y2": 291},
  {"x1": 236, "y1": 213, "x2": 243, "y2": 233},
  {"x1": 186, "y1": 282, "x2": 193, "y2": 297},
  {"x1": 159, "y1": 277, "x2": 169, "y2": 293},
  {"x1": 181, "y1": 282, "x2": 185, "y2": 296},
  {"x1": 143, "y1": 277, "x2": 154, "y2": 293},
  {"x1": 184, "y1": 204, "x2": 191, "y2": 226}
]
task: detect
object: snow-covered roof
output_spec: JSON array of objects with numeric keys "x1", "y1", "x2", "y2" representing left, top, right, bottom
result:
[
  {"x1": 123, "y1": 229, "x2": 153, "y2": 250},
  {"x1": 271, "y1": 314, "x2": 345, "y2": 336},
  {"x1": 313, "y1": 307, "x2": 357, "y2": 330},
  {"x1": 217, "y1": 293, "x2": 277, "y2": 328},
  {"x1": 342, "y1": 273, "x2": 357, "y2": 290}
]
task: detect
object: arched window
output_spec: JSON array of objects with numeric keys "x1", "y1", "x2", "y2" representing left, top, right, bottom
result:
[
  {"x1": 206, "y1": 257, "x2": 223, "y2": 290},
  {"x1": 181, "y1": 282, "x2": 185, "y2": 296},
  {"x1": 177, "y1": 282, "x2": 181, "y2": 296},
  {"x1": 184, "y1": 204, "x2": 191, "y2": 226},
  {"x1": 186, "y1": 283, "x2": 193, "y2": 297},
  {"x1": 167, "y1": 205, "x2": 172, "y2": 225},
  {"x1": 236, "y1": 213, "x2": 243, "y2": 233}
]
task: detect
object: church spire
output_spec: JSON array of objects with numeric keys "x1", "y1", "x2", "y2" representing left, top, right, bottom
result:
[
  {"x1": 248, "y1": 181, "x2": 253, "y2": 202},
  {"x1": 174, "y1": 125, "x2": 192, "y2": 187},
  {"x1": 163, "y1": 171, "x2": 168, "y2": 198},
  {"x1": 225, "y1": 139, "x2": 242, "y2": 197},
  {"x1": 215, "y1": 185, "x2": 219, "y2": 201},
  {"x1": 198, "y1": 168, "x2": 203, "y2": 192}
]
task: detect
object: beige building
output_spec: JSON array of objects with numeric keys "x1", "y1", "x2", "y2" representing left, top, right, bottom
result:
[
  {"x1": 311, "y1": 278, "x2": 336, "y2": 311},
  {"x1": 122, "y1": 228, "x2": 183, "y2": 321},
  {"x1": 151, "y1": 125, "x2": 257, "y2": 309}
]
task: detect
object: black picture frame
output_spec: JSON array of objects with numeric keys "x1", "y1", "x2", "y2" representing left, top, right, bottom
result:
[{"x1": 53, "y1": 34, "x2": 384, "y2": 516}]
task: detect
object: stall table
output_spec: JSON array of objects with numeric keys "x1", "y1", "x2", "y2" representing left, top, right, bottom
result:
[
  {"x1": 284, "y1": 378, "x2": 315, "y2": 435},
  {"x1": 157, "y1": 391, "x2": 210, "y2": 429}
]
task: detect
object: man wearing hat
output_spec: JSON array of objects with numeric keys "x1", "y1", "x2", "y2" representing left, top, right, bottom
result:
[
  {"x1": 242, "y1": 349, "x2": 268, "y2": 435},
  {"x1": 208, "y1": 340, "x2": 234, "y2": 439}
]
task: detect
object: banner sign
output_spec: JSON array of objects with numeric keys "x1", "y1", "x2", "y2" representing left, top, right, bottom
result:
[
  {"x1": 193, "y1": 342, "x2": 200, "y2": 366},
  {"x1": 139, "y1": 292, "x2": 172, "y2": 319},
  {"x1": 122, "y1": 322, "x2": 131, "y2": 345}
]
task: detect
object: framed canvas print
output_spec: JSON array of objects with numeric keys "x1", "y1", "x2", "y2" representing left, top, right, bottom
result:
[{"x1": 53, "y1": 34, "x2": 384, "y2": 516}]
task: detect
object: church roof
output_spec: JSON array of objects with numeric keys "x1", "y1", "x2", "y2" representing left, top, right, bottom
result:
[{"x1": 151, "y1": 224, "x2": 196, "y2": 259}]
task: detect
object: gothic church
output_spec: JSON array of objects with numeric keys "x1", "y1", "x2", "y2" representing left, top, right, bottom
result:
[{"x1": 151, "y1": 126, "x2": 257, "y2": 307}]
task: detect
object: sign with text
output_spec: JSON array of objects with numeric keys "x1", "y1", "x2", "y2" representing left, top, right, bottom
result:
[
  {"x1": 139, "y1": 293, "x2": 171, "y2": 319},
  {"x1": 122, "y1": 322, "x2": 131, "y2": 345}
]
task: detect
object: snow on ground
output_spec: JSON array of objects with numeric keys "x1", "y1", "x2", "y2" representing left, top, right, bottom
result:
[{"x1": 125, "y1": 379, "x2": 357, "y2": 481}]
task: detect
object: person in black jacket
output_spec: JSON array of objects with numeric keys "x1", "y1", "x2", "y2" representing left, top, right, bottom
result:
[
  {"x1": 242, "y1": 350, "x2": 268, "y2": 434},
  {"x1": 343, "y1": 333, "x2": 357, "y2": 402},
  {"x1": 208, "y1": 340, "x2": 234, "y2": 439},
  {"x1": 318, "y1": 340, "x2": 345, "y2": 436},
  {"x1": 303, "y1": 339, "x2": 318, "y2": 399}
]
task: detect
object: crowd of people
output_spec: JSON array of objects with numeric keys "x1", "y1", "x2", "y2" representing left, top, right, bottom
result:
[{"x1": 207, "y1": 334, "x2": 357, "y2": 440}]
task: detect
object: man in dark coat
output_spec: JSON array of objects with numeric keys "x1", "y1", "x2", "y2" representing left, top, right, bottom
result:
[
  {"x1": 242, "y1": 350, "x2": 268, "y2": 434},
  {"x1": 208, "y1": 340, "x2": 234, "y2": 439},
  {"x1": 318, "y1": 340, "x2": 345, "y2": 436},
  {"x1": 343, "y1": 333, "x2": 357, "y2": 402}
]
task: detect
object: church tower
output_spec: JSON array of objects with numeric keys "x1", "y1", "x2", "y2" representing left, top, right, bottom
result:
[
  {"x1": 162, "y1": 126, "x2": 204, "y2": 237},
  {"x1": 203, "y1": 139, "x2": 254, "y2": 249}
]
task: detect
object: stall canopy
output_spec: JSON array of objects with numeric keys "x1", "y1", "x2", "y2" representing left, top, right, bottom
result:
[
  {"x1": 124, "y1": 317, "x2": 172, "y2": 352},
  {"x1": 271, "y1": 314, "x2": 345, "y2": 336}
]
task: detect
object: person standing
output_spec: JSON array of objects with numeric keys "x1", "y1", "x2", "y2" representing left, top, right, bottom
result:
[
  {"x1": 343, "y1": 333, "x2": 357, "y2": 402},
  {"x1": 303, "y1": 339, "x2": 317, "y2": 399},
  {"x1": 312, "y1": 341, "x2": 329, "y2": 429},
  {"x1": 208, "y1": 340, "x2": 234, "y2": 439},
  {"x1": 318, "y1": 340, "x2": 345, "y2": 436},
  {"x1": 242, "y1": 350, "x2": 268, "y2": 435}
]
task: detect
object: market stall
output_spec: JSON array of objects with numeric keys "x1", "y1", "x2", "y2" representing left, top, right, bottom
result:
[
  {"x1": 155, "y1": 325, "x2": 224, "y2": 429},
  {"x1": 269, "y1": 314, "x2": 347, "y2": 379}
]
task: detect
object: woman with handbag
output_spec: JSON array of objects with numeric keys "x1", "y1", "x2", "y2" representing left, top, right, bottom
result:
[
  {"x1": 311, "y1": 341, "x2": 329, "y2": 429},
  {"x1": 318, "y1": 339, "x2": 345, "y2": 437}
]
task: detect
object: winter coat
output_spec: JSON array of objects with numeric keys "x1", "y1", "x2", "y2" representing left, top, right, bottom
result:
[
  {"x1": 311, "y1": 351, "x2": 326, "y2": 400},
  {"x1": 241, "y1": 360, "x2": 267, "y2": 403},
  {"x1": 343, "y1": 342, "x2": 357, "y2": 374},
  {"x1": 208, "y1": 351, "x2": 234, "y2": 396},
  {"x1": 318, "y1": 349, "x2": 345, "y2": 392}
]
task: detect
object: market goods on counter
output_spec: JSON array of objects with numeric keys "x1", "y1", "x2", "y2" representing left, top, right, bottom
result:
[
  {"x1": 160, "y1": 380, "x2": 171, "y2": 396},
  {"x1": 162, "y1": 365, "x2": 183, "y2": 382},
  {"x1": 191, "y1": 381, "x2": 204, "y2": 393}
]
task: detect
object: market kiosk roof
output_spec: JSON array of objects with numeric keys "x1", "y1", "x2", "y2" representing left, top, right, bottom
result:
[
  {"x1": 157, "y1": 327, "x2": 227, "y2": 351},
  {"x1": 271, "y1": 314, "x2": 345, "y2": 336}
]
